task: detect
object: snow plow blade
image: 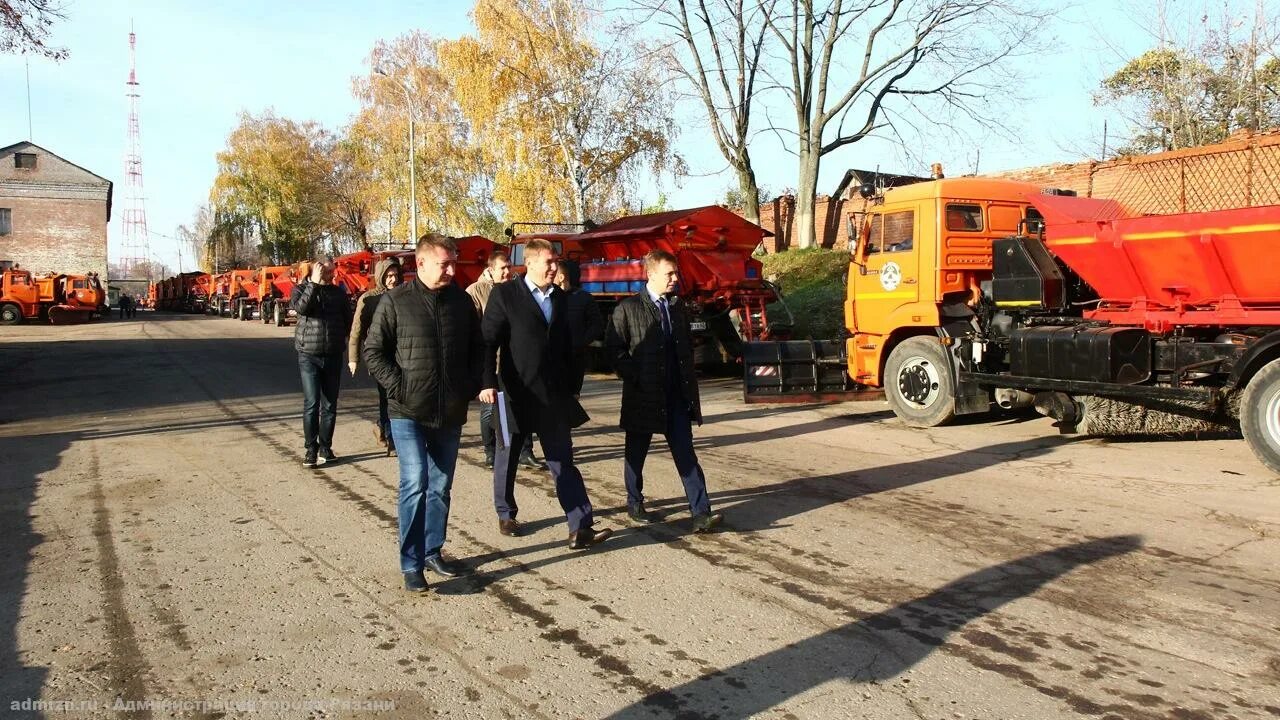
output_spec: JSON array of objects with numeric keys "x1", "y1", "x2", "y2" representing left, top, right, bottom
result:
[
  {"x1": 742, "y1": 340, "x2": 882, "y2": 403},
  {"x1": 47, "y1": 305, "x2": 95, "y2": 325}
]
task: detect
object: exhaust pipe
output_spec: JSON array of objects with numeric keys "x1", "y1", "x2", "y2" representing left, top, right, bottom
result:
[{"x1": 994, "y1": 388, "x2": 1035, "y2": 410}]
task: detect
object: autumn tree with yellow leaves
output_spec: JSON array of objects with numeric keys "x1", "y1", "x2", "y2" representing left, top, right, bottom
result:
[
  {"x1": 210, "y1": 111, "x2": 373, "y2": 264},
  {"x1": 440, "y1": 0, "x2": 682, "y2": 224}
]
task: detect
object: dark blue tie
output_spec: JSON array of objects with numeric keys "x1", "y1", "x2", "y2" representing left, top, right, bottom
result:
[{"x1": 658, "y1": 297, "x2": 672, "y2": 336}]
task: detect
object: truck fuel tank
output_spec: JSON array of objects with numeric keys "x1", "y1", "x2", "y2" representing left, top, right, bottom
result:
[{"x1": 1009, "y1": 325, "x2": 1151, "y2": 385}]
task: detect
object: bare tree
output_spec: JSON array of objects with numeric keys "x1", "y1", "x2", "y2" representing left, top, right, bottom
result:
[
  {"x1": 629, "y1": 0, "x2": 776, "y2": 223},
  {"x1": 763, "y1": 0, "x2": 1045, "y2": 249},
  {"x1": 1, "y1": 0, "x2": 67, "y2": 59}
]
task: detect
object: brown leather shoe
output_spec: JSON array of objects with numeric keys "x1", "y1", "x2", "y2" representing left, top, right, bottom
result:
[
  {"x1": 568, "y1": 526, "x2": 613, "y2": 550},
  {"x1": 498, "y1": 518, "x2": 521, "y2": 537}
]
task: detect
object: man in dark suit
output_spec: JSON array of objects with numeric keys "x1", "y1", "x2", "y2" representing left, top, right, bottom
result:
[
  {"x1": 480, "y1": 238, "x2": 612, "y2": 550},
  {"x1": 606, "y1": 249, "x2": 723, "y2": 533}
]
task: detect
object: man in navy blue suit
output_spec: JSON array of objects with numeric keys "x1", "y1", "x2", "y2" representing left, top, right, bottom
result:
[
  {"x1": 606, "y1": 249, "x2": 723, "y2": 533},
  {"x1": 480, "y1": 239, "x2": 612, "y2": 550}
]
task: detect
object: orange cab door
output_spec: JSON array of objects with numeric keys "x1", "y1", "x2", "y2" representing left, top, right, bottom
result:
[{"x1": 849, "y1": 206, "x2": 922, "y2": 337}]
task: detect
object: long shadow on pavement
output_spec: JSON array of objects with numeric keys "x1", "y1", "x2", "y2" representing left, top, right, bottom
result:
[{"x1": 604, "y1": 534, "x2": 1143, "y2": 719}]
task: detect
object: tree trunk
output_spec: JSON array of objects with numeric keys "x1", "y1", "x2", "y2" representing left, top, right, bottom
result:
[
  {"x1": 793, "y1": 146, "x2": 821, "y2": 249},
  {"x1": 737, "y1": 163, "x2": 761, "y2": 225}
]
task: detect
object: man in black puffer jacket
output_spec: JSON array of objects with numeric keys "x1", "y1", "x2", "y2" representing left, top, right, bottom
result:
[
  {"x1": 606, "y1": 249, "x2": 723, "y2": 533},
  {"x1": 364, "y1": 234, "x2": 485, "y2": 593},
  {"x1": 291, "y1": 256, "x2": 354, "y2": 469}
]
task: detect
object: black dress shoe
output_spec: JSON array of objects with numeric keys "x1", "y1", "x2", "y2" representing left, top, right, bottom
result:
[
  {"x1": 518, "y1": 454, "x2": 544, "y2": 469},
  {"x1": 692, "y1": 511, "x2": 724, "y2": 534},
  {"x1": 403, "y1": 571, "x2": 429, "y2": 593},
  {"x1": 627, "y1": 503, "x2": 659, "y2": 524},
  {"x1": 424, "y1": 556, "x2": 466, "y2": 578},
  {"x1": 498, "y1": 518, "x2": 521, "y2": 537},
  {"x1": 568, "y1": 526, "x2": 613, "y2": 550}
]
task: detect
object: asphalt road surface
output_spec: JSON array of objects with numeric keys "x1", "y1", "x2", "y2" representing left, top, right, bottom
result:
[{"x1": 1, "y1": 312, "x2": 1278, "y2": 719}]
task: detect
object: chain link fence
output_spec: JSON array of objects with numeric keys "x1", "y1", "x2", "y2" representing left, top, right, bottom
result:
[{"x1": 1092, "y1": 133, "x2": 1280, "y2": 215}]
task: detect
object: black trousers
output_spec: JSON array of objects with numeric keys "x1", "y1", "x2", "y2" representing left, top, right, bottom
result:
[{"x1": 493, "y1": 419, "x2": 593, "y2": 532}]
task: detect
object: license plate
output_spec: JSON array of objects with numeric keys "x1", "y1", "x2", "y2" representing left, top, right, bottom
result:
[{"x1": 690, "y1": 321, "x2": 707, "y2": 332}]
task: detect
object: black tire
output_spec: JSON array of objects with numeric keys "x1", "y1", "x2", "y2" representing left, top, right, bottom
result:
[
  {"x1": 274, "y1": 302, "x2": 285, "y2": 327},
  {"x1": 883, "y1": 335, "x2": 957, "y2": 427},
  {"x1": 0, "y1": 303, "x2": 22, "y2": 325},
  {"x1": 1240, "y1": 358, "x2": 1280, "y2": 474}
]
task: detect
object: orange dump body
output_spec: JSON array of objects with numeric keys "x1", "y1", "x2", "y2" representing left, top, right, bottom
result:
[{"x1": 1031, "y1": 194, "x2": 1280, "y2": 331}]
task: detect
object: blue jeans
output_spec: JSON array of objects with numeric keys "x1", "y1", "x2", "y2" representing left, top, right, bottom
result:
[
  {"x1": 391, "y1": 419, "x2": 462, "y2": 573},
  {"x1": 299, "y1": 352, "x2": 342, "y2": 453}
]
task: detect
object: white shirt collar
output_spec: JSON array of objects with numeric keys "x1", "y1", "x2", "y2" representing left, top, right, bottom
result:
[
  {"x1": 525, "y1": 274, "x2": 554, "y2": 298},
  {"x1": 647, "y1": 287, "x2": 666, "y2": 305}
]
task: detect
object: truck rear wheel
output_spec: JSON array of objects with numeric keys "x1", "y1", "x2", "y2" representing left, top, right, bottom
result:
[
  {"x1": 0, "y1": 303, "x2": 22, "y2": 325},
  {"x1": 884, "y1": 336, "x2": 956, "y2": 427},
  {"x1": 274, "y1": 303, "x2": 285, "y2": 327},
  {"x1": 1240, "y1": 358, "x2": 1280, "y2": 474}
]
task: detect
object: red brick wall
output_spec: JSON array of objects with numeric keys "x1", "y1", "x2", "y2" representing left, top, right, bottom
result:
[{"x1": 740, "y1": 129, "x2": 1280, "y2": 254}]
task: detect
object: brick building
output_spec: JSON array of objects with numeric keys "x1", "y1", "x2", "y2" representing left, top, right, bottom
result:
[{"x1": 0, "y1": 141, "x2": 113, "y2": 281}]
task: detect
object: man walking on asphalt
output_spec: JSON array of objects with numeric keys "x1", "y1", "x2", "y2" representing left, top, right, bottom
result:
[
  {"x1": 480, "y1": 238, "x2": 611, "y2": 549},
  {"x1": 606, "y1": 249, "x2": 723, "y2": 533},
  {"x1": 291, "y1": 256, "x2": 353, "y2": 469},
  {"x1": 465, "y1": 249, "x2": 541, "y2": 470},
  {"x1": 364, "y1": 234, "x2": 486, "y2": 593}
]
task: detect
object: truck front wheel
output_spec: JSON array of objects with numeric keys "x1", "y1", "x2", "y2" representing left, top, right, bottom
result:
[
  {"x1": 884, "y1": 336, "x2": 956, "y2": 427},
  {"x1": 1240, "y1": 358, "x2": 1280, "y2": 474},
  {"x1": 0, "y1": 303, "x2": 22, "y2": 325}
]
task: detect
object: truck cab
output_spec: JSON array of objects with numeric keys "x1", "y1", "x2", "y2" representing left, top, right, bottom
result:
[{"x1": 846, "y1": 177, "x2": 1044, "y2": 388}]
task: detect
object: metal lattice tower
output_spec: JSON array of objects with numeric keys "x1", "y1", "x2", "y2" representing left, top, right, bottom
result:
[{"x1": 118, "y1": 25, "x2": 151, "y2": 281}]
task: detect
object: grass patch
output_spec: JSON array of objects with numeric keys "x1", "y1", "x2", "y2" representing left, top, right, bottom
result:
[{"x1": 760, "y1": 248, "x2": 848, "y2": 340}]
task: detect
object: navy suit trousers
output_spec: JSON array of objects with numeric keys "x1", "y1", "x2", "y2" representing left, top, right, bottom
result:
[
  {"x1": 494, "y1": 418, "x2": 594, "y2": 533},
  {"x1": 623, "y1": 392, "x2": 711, "y2": 516}
]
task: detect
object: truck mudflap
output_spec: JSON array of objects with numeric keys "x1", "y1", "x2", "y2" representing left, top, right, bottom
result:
[{"x1": 742, "y1": 340, "x2": 883, "y2": 403}]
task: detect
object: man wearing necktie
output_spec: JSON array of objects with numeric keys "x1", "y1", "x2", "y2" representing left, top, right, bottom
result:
[
  {"x1": 479, "y1": 238, "x2": 612, "y2": 550},
  {"x1": 606, "y1": 249, "x2": 723, "y2": 533}
]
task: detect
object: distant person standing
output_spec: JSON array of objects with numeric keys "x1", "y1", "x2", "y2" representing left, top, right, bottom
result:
[
  {"x1": 117, "y1": 293, "x2": 131, "y2": 320},
  {"x1": 555, "y1": 259, "x2": 604, "y2": 396},
  {"x1": 481, "y1": 239, "x2": 611, "y2": 549},
  {"x1": 466, "y1": 250, "x2": 540, "y2": 470},
  {"x1": 365, "y1": 234, "x2": 485, "y2": 593},
  {"x1": 291, "y1": 255, "x2": 353, "y2": 469},
  {"x1": 348, "y1": 257, "x2": 403, "y2": 454},
  {"x1": 606, "y1": 250, "x2": 723, "y2": 533}
]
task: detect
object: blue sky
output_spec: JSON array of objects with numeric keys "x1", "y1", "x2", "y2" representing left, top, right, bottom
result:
[{"x1": 0, "y1": 1, "x2": 1153, "y2": 273}]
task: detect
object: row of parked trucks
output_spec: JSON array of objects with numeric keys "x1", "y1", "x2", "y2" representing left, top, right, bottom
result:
[{"x1": 151, "y1": 210, "x2": 787, "y2": 365}]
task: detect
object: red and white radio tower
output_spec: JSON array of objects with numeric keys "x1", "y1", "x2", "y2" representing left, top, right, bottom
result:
[{"x1": 119, "y1": 24, "x2": 152, "y2": 280}]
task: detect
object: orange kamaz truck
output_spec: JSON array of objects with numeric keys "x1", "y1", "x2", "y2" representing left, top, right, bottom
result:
[
  {"x1": 0, "y1": 262, "x2": 106, "y2": 325},
  {"x1": 743, "y1": 174, "x2": 1280, "y2": 474}
]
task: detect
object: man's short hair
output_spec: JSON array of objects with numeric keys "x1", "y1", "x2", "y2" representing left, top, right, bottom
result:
[
  {"x1": 487, "y1": 249, "x2": 510, "y2": 267},
  {"x1": 416, "y1": 233, "x2": 458, "y2": 255},
  {"x1": 643, "y1": 249, "x2": 678, "y2": 273},
  {"x1": 524, "y1": 238, "x2": 555, "y2": 259},
  {"x1": 315, "y1": 253, "x2": 335, "y2": 266}
]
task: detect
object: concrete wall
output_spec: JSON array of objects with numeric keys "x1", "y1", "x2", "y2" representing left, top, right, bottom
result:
[{"x1": 0, "y1": 142, "x2": 112, "y2": 281}]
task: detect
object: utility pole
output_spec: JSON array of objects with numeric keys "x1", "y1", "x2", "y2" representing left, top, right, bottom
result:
[{"x1": 374, "y1": 66, "x2": 418, "y2": 244}]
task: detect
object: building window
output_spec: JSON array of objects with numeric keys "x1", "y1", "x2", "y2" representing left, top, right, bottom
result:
[
  {"x1": 0, "y1": 208, "x2": 11, "y2": 236},
  {"x1": 14, "y1": 153, "x2": 37, "y2": 170}
]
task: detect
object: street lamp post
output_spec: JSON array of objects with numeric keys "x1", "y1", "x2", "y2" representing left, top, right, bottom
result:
[{"x1": 374, "y1": 66, "x2": 418, "y2": 245}]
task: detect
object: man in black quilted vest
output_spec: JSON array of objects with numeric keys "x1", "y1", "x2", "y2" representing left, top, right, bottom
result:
[
  {"x1": 606, "y1": 249, "x2": 723, "y2": 533},
  {"x1": 291, "y1": 255, "x2": 353, "y2": 469},
  {"x1": 364, "y1": 234, "x2": 486, "y2": 593}
]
